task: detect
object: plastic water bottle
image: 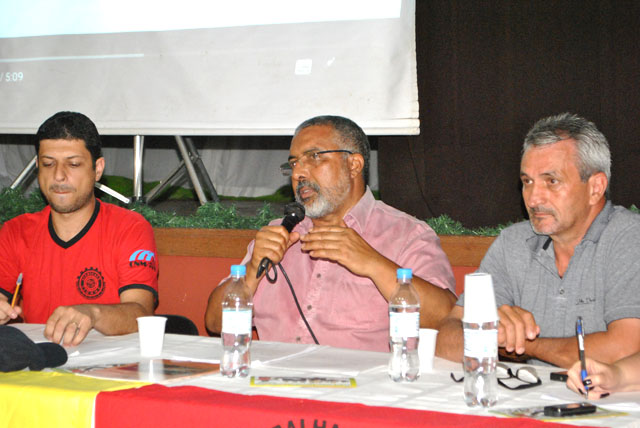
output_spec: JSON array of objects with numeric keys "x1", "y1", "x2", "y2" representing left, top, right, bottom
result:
[
  {"x1": 221, "y1": 264, "x2": 253, "y2": 377},
  {"x1": 388, "y1": 268, "x2": 420, "y2": 382},
  {"x1": 463, "y1": 320, "x2": 499, "y2": 407},
  {"x1": 462, "y1": 272, "x2": 499, "y2": 407}
]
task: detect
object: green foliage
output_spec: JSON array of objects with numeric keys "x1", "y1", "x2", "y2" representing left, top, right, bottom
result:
[
  {"x1": 631, "y1": 204, "x2": 639, "y2": 214},
  {"x1": 0, "y1": 187, "x2": 281, "y2": 229},
  {"x1": 130, "y1": 201, "x2": 280, "y2": 230},
  {"x1": 425, "y1": 214, "x2": 509, "y2": 236},
  {"x1": 0, "y1": 188, "x2": 46, "y2": 223}
]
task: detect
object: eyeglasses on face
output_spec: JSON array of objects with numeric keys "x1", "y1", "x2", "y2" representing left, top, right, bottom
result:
[
  {"x1": 450, "y1": 363, "x2": 541, "y2": 390},
  {"x1": 279, "y1": 149, "x2": 353, "y2": 177}
]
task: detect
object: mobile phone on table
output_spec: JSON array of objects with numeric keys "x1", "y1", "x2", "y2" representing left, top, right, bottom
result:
[
  {"x1": 543, "y1": 402, "x2": 596, "y2": 417},
  {"x1": 550, "y1": 371, "x2": 568, "y2": 382}
]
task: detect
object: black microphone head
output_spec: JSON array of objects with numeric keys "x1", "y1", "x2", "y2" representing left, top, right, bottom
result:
[
  {"x1": 0, "y1": 325, "x2": 68, "y2": 372},
  {"x1": 282, "y1": 202, "x2": 305, "y2": 233}
]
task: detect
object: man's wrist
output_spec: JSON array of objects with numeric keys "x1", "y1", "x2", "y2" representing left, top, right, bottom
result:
[
  {"x1": 244, "y1": 262, "x2": 261, "y2": 294},
  {"x1": 523, "y1": 336, "x2": 539, "y2": 359},
  {"x1": 499, "y1": 348, "x2": 531, "y2": 363},
  {"x1": 88, "y1": 304, "x2": 100, "y2": 326}
]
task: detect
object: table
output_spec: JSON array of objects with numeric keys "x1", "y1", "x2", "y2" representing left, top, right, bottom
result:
[{"x1": 3, "y1": 324, "x2": 640, "y2": 428}]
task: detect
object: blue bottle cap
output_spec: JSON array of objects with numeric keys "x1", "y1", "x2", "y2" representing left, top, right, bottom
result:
[
  {"x1": 397, "y1": 268, "x2": 412, "y2": 280},
  {"x1": 230, "y1": 264, "x2": 246, "y2": 276}
]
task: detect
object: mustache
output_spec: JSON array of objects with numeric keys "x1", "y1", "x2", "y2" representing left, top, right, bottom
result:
[
  {"x1": 49, "y1": 185, "x2": 74, "y2": 192},
  {"x1": 529, "y1": 205, "x2": 555, "y2": 216},
  {"x1": 295, "y1": 180, "x2": 320, "y2": 198}
]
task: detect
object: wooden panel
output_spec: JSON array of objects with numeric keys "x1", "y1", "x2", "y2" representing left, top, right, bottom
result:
[
  {"x1": 155, "y1": 255, "x2": 242, "y2": 336},
  {"x1": 452, "y1": 266, "x2": 477, "y2": 296},
  {"x1": 154, "y1": 228, "x2": 256, "y2": 259},
  {"x1": 439, "y1": 235, "x2": 496, "y2": 267}
]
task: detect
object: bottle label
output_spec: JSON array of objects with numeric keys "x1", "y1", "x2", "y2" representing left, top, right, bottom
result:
[
  {"x1": 463, "y1": 328, "x2": 498, "y2": 358},
  {"x1": 389, "y1": 312, "x2": 419, "y2": 337},
  {"x1": 222, "y1": 309, "x2": 252, "y2": 335}
]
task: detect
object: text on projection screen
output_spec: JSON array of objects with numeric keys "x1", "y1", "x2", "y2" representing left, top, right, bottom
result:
[{"x1": 0, "y1": 0, "x2": 418, "y2": 135}]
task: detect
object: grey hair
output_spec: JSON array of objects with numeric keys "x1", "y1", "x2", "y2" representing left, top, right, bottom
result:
[
  {"x1": 294, "y1": 115, "x2": 370, "y2": 182},
  {"x1": 522, "y1": 112, "x2": 611, "y2": 190}
]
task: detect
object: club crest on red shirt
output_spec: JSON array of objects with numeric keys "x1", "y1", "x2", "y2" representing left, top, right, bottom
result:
[{"x1": 76, "y1": 267, "x2": 106, "y2": 299}]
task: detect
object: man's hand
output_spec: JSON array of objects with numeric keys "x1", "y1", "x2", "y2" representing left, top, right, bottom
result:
[
  {"x1": 44, "y1": 289, "x2": 154, "y2": 346},
  {"x1": 247, "y1": 225, "x2": 300, "y2": 290},
  {"x1": 298, "y1": 223, "x2": 456, "y2": 324},
  {"x1": 497, "y1": 304, "x2": 540, "y2": 354},
  {"x1": 0, "y1": 298, "x2": 21, "y2": 324},
  {"x1": 44, "y1": 305, "x2": 97, "y2": 346},
  {"x1": 206, "y1": 224, "x2": 300, "y2": 336},
  {"x1": 299, "y1": 225, "x2": 381, "y2": 276}
]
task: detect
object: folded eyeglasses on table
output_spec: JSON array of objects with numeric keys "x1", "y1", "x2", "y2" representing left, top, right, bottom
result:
[{"x1": 450, "y1": 363, "x2": 542, "y2": 390}]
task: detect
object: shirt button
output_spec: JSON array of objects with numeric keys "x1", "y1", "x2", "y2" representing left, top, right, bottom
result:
[
  {"x1": 307, "y1": 305, "x2": 312, "y2": 311},
  {"x1": 316, "y1": 273, "x2": 321, "y2": 279},
  {"x1": 559, "y1": 288, "x2": 565, "y2": 295},
  {"x1": 295, "y1": 336, "x2": 301, "y2": 342}
]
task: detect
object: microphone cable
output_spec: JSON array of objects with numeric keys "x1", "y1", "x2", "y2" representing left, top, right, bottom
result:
[
  {"x1": 263, "y1": 262, "x2": 319, "y2": 345},
  {"x1": 257, "y1": 202, "x2": 318, "y2": 343}
]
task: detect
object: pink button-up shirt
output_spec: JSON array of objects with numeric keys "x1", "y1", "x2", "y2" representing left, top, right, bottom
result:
[{"x1": 238, "y1": 188, "x2": 455, "y2": 352}]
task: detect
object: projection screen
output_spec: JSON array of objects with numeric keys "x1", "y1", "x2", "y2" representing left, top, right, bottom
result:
[{"x1": 0, "y1": 0, "x2": 418, "y2": 136}]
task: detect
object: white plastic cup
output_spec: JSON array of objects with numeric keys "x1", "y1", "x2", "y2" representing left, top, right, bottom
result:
[
  {"x1": 418, "y1": 328, "x2": 438, "y2": 372},
  {"x1": 137, "y1": 316, "x2": 167, "y2": 357},
  {"x1": 462, "y1": 273, "x2": 499, "y2": 324}
]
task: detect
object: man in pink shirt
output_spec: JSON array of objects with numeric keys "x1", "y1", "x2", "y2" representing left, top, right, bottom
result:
[{"x1": 206, "y1": 116, "x2": 456, "y2": 351}]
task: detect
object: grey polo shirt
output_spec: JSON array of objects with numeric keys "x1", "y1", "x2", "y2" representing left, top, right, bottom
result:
[{"x1": 457, "y1": 201, "x2": 640, "y2": 340}]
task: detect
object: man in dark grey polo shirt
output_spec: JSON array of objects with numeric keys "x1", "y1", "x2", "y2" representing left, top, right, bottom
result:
[{"x1": 436, "y1": 113, "x2": 640, "y2": 368}]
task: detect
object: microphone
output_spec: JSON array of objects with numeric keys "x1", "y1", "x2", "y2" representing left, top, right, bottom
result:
[
  {"x1": 256, "y1": 202, "x2": 305, "y2": 278},
  {"x1": 0, "y1": 325, "x2": 68, "y2": 372}
]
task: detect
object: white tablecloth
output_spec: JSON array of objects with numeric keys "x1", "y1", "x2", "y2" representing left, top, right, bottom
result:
[{"x1": 14, "y1": 323, "x2": 640, "y2": 427}]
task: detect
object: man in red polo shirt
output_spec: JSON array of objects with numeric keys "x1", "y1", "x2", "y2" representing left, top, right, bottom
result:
[{"x1": 0, "y1": 112, "x2": 158, "y2": 345}]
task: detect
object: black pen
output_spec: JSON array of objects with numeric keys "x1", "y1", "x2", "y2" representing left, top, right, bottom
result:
[{"x1": 576, "y1": 316, "x2": 589, "y2": 394}]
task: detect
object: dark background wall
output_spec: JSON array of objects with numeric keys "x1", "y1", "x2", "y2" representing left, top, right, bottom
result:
[{"x1": 379, "y1": 0, "x2": 640, "y2": 227}]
